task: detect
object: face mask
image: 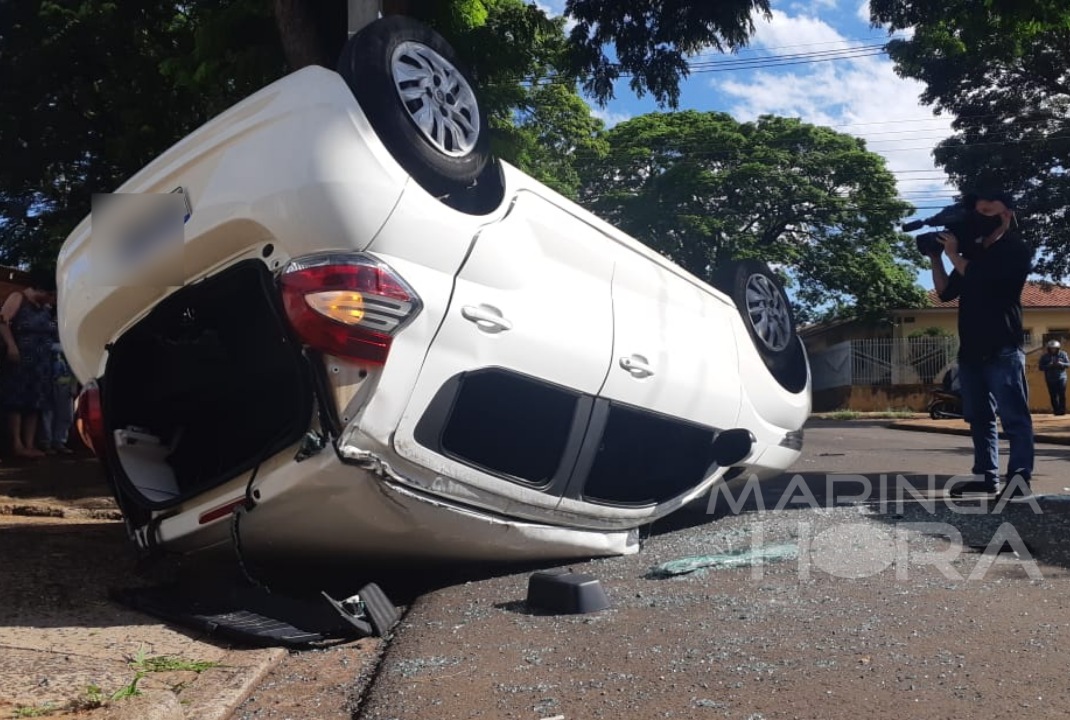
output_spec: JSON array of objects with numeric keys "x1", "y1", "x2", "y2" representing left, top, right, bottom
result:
[{"x1": 975, "y1": 211, "x2": 1004, "y2": 237}]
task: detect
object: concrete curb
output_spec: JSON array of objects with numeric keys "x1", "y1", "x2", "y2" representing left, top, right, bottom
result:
[
  {"x1": 887, "y1": 420, "x2": 1070, "y2": 446},
  {"x1": 173, "y1": 647, "x2": 287, "y2": 720},
  {"x1": 90, "y1": 646, "x2": 286, "y2": 720}
]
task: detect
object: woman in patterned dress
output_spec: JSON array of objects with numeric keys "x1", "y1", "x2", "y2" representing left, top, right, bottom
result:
[{"x1": 0, "y1": 270, "x2": 58, "y2": 460}]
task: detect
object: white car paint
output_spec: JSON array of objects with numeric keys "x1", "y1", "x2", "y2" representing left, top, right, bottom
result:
[{"x1": 57, "y1": 64, "x2": 811, "y2": 564}]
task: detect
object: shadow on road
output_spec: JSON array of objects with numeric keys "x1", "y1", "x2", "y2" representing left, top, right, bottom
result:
[{"x1": 649, "y1": 469, "x2": 1070, "y2": 572}]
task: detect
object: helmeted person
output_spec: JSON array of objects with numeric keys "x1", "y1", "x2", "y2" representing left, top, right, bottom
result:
[{"x1": 1039, "y1": 339, "x2": 1069, "y2": 416}]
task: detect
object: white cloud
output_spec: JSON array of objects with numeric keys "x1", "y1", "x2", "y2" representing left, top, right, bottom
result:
[
  {"x1": 749, "y1": 9, "x2": 847, "y2": 49},
  {"x1": 536, "y1": 0, "x2": 566, "y2": 16},
  {"x1": 788, "y1": 0, "x2": 839, "y2": 15},
  {"x1": 590, "y1": 107, "x2": 631, "y2": 129},
  {"x1": 716, "y1": 10, "x2": 955, "y2": 212},
  {"x1": 857, "y1": 0, "x2": 871, "y2": 24}
]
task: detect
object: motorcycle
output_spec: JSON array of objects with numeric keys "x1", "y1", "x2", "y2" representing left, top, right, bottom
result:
[
  {"x1": 928, "y1": 363, "x2": 963, "y2": 420},
  {"x1": 927, "y1": 388, "x2": 963, "y2": 420}
]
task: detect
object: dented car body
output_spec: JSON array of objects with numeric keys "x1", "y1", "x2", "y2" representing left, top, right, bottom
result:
[{"x1": 58, "y1": 18, "x2": 810, "y2": 565}]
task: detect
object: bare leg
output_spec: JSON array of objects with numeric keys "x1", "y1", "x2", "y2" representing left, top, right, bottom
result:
[{"x1": 11, "y1": 413, "x2": 43, "y2": 458}]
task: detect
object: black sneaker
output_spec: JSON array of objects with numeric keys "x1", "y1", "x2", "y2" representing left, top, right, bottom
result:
[
  {"x1": 996, "y1": 471, "x2": 1033, "y2": 501},
  {"x1": 948, "y1": 476, "x2": 1000, "y2": 497}
]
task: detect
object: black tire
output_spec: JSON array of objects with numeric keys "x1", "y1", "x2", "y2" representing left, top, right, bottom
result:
[
  {"x1": 714, "y1": 260, "x2": 797, "y2": 362},
  {"x1": 713, "y1": 259, "x2": 808, "y2": 393},
  {"x1": 929, "y1": 402, "x2": 947, "y2": 420},
  {"x1": 336, "y1": 16, "x2": 491, "y2": 197}
]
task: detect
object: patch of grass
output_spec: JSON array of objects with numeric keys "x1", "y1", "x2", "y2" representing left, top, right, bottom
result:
[
  {"x1": 68, "y1": 671, "x2": 156, "y2": 713},
  {"x1": 67, "y1": 684, "x2": 107, "y2": 713},
  {"x1": 135, "y1": 659, "x2": 219, "y2": 676},
  {"x1": 65, "y1": 646, "x2": 221, "y2": 714},
  {"x1": 812, "y1": 409, "x2": 920, "y2": 420},
  {"x1": 11, "y1": 704, "x2": 57, "y2": 718},
  {"x1": 109, "y1": 672, "x2": 145, "y2": 702},
  {"x1": 820, "y1": 410, "x2": 861, "y2": 420},
  {"x1": 129, "y1": 652, "x2": 220, "y2": 674}
]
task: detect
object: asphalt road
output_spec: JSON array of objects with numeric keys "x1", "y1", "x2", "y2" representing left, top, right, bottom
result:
[
  {"x1": 789, "y1": 419, "x2": 1070, "y2": 493},
  {"x1": 346, "y1": 419, "x2": 1070, "y2": 720}
]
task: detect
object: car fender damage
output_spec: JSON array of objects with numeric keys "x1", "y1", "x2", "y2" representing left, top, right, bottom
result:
[{"x1": 228, "y1": 438, "x2": 637, "y2": 560}]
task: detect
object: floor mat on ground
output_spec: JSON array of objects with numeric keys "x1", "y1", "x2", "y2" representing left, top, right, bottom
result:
[{"x1": 111, "y1": 581, "x2": 398, "y2": 649}]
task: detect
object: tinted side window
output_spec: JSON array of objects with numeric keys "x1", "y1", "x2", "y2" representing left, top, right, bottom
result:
[
  {"x1": 582, "y1": 403, "x2": 717, "y2": 506},
  {"x1": 421, "y1": 370, "x2": 585, "y2": 488}
]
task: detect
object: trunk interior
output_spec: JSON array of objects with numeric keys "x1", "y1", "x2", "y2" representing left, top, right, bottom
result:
[{"x1": 103, "y1": 259, "x2": 315, "y2": 509}]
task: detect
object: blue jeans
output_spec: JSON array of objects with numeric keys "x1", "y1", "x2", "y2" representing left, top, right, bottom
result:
[{"x1": 958, "y1": 347, "x2": 1034, "y2": 480}]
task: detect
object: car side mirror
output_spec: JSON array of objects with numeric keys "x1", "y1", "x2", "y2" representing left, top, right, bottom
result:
[{"x1": 710, "y1": 428, "x2": 756, "y2": 467}]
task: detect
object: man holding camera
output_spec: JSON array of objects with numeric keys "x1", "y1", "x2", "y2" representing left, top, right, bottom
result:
[{"x1": 927, "y1": 191, "x2": 1034, "y2": 499}]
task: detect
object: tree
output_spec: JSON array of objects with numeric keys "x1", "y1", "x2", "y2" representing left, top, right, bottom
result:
[
  {"x1": 495, "y1": 83, "x2": 609, "y2": 198},
  {"x1": 0, "y1": 0, "x2": 602, "y2": 267},
  {"x1": 563, "y1": 0, "x2": 771, "y2": 108},
  {"x1": 0, "y1": 0, "x2": 287, "y2": 269},
  {"x1": 869, "y1": 0, "x2": 1070, "y2": 277},
  {"x1": 579, "y1": 111, "x2": 928, "y2": 321},
  {"x1": 272, "y1": 0, "x2": 774, "y2": 109},
  {"x1": 3, "y1": 0, "x2": 776, "y2": 267}
]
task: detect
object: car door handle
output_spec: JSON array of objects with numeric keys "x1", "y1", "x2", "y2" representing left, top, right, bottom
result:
[
  {"x1": 461, "y1": 304, "x2": 513, "y2": 333},
  {"x1": 619, "y1": 355, "x2": 654, "y2": 378}
]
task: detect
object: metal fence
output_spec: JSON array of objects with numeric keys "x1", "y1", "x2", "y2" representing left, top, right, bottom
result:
[{"x1": 810, "y1": 337, "x2": 960, "y2": 390}]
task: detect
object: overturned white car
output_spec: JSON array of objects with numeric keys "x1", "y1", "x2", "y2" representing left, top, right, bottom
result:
[{"x1": 58, "y1": 17, "x2": 810, "y2": 566}]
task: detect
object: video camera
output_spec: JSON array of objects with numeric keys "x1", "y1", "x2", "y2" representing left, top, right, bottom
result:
[{"x1": 903, "y1": 194, "x2": 1004, "y2": 259}]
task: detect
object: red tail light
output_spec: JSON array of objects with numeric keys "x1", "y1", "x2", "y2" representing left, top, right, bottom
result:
[
  {"x1": 75, "y1": 381, "x2": 107, "y2": 456},
  {"x1": 279, "y1": 253, "x2": 421, "y2": 364}
]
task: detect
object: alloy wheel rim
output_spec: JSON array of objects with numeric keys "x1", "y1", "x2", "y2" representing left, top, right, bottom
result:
[
  {"x1": 745, "y1": 274, "x2": 792, "y2": 353},
  {"x1": 391, "y1": 41, "x2": 480, "y2": 158}
]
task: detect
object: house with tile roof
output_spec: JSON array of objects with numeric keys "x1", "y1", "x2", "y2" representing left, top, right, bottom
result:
[
  {"x1": 804, "y1": 282, "x2": 1070, "y2": 412},
  {"x1": 889, "y1": 281, "x2": 1070, "y2": 349}
]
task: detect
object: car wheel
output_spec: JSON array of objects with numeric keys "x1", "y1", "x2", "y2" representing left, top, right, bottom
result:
[
  {"x1": 715, "y1": 260, "x2": 808, "y2": 393},
  {"x1": 716, "y1": 259, "x2": 796, "y2": 357},
  {"x1": 336, "y1": 15, "x2": 492, "y2": 198}
]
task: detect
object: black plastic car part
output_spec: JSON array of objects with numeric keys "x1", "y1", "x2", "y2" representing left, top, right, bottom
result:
[{"x1": 526, "y1": 569, "x2": 611, "y2": 615}]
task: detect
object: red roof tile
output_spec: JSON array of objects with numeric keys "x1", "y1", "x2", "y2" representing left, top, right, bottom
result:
[{"x1": 923, "y1": 281, "x2": 1070, "y2": 309}]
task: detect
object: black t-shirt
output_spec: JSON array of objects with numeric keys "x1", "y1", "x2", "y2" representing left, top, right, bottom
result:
[{"x1": 937, "y1": 231, "x2": 1032, "y2": 363}]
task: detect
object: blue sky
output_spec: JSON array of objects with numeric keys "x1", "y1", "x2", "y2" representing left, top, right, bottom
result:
[{"x1": 538, "y1": 0, "x2": 957, "y2": 291}]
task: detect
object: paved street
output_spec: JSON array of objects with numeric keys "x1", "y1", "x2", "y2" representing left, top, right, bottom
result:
[{"x1": 345, "y1": 419, "x2": 1070, "y2": 719}]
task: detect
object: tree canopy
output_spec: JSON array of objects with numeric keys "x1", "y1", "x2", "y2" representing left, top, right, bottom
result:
[
  {"x1": 0, "y1": 0, "x2": 611, "y2": 267},
  {"x1": 1, "y1": 0, "x2": 932, "y2": 324},
  {"x1": 562, "y1": 0, "x2": 771, "y2": 108},
  {"x1": 869, "y1": 0, "x2": 1070, "y2": 277},
  {"x1": 579, "y1": 111, "x2": 928, "y2": 321}
]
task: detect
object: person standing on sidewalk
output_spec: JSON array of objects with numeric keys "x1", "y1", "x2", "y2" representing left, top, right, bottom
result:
[
  {"x1": 37, "y1": 304, "x2": 76, "y2": 454},
  {"x1": 928, "y1": 190, "x2": 1035, "y2": 499},
  {"x1": 1039, "y1": 340, "x2": 1069, "y2": 416},
  {"x1": 0, "y1": 270, "x2": 58, "y2": 460}
]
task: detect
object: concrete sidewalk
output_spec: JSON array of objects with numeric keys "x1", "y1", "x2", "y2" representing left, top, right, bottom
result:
[
  {"x1": 0, "y1": 513, "x2": 286, "y2": 720},
  {"x1": 889, "y1": 412, "x2": 1070, "y2": 445},
  {"x1": 0, "y1": 456, "x2": 286, "y2": 720}
]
